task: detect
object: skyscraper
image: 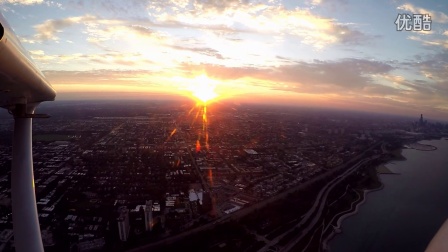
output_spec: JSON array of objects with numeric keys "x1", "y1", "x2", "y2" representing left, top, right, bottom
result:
[
  {"x1": 117, "y1": 206, "x2": 130, "y2": 241},
  {"x1": 144, "y1": 200, "x2": 153, "y2": 231}
]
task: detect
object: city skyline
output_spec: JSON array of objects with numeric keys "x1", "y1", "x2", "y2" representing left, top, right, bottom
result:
[{"x1": 1, "y1": 0, "x2": 448, "y2": 119}]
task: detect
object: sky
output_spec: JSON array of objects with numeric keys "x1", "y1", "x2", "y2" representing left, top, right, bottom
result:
[{"x1": 1, "y1": 0, "x2": 448, "y2": 119}]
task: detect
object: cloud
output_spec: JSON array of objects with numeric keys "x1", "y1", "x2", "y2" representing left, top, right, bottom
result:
[
  {"x1": 408, "y1": 35, "x2": 448, "y2": 49},
  {"x1": 148, "y1": 1, "x2": 369, "y2": 48},
  {"x1": 82, "y1": 20, "x2": 167, "y2": 47},
  {"x1": 69, "y1": 0, "x2": 249, "y2": 15},
  {"x1": 180, "y1": 59, "x2": 448, "y2": 117},
  {"x1": 67, "y1": 0, "x2": 151, "y2": 16},
  {"x1": 33, "y1": 15, "x2": 97, "y2": 41},
  {"x1": 43, "y1": 69, "x2": 179, "y2": 94},
  {"x1": 192, "y1": 0, "x2": 252, "y2": 12},
  {"x1": 1, "y1": 0, "x2": 44, "y2": 5},
  {"x1": 129, "y1": 25, "x2": 155, "y2": 37},
  {"x1": 29, "y1": 49, "x2": 154, "y2": 68},
  {"x1": 386, "y1": 51, "x2": 448, "y2": 113},
  {"x1": 44, "y1": 69, "x2": 154, "y2": 84},
  {"x1": 398, "y1": 3, "x2": 448, "y2": 23},
  {"x1": 170, "y1": 45, "x2": 224, "y2": 59},
  {"x1": 37, "y1": 53, "x2": 448, "y2": 118},
  {"x1": 278, "y1": 59, "x2": 392, "y2": 85},
  {"x1": 415, "y1": 51, "x2": 448, "y2": 82},
  {"x1": 31, "y1": 15, "x2": 170, "y2": 50},
  {"x1": 308, "y1": 0, "x2": 348, "y2": 7},
  {"x1": 1, "y1": 0, "x2": 62, "y2": 8},
  {"x1": 380, "y1": 74, "x2": 435, "y2": 96},
  {"x1": 181, "y1": 58, "x2": 395, "y2": 94},
  {"x1": 31, "y1": 15, "x2": 228, "y2": 63},
  {"x1": 180, "y1": 63, "x2": 262, "y2": 80},
  {"x1": 42, "y1": 69, "x2": 187, "y2": 97}
]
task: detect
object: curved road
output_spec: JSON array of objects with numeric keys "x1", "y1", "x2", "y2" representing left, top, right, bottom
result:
[
  {"x1": 282, "y1": 158, "x2": 374, "y2": 252},
  {"x1": 258, "y1": 157, "x2": 374, "y2": 252}
]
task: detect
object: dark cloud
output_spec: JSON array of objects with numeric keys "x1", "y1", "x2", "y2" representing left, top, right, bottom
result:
[
  {"x1": 408, "y1": 51, "x2": 448, "y2": 96},
  {"x1": 181, "y1": 58, "x2": 395, "y2": 94},
  {"x1": 417, "y1": 51, "x2": 448, "y2": 78},
  {"x1": 129, "y1": 25, "x2": 155, "y2": 36},
  {"x1": 331, "y1": 25, "x2": 370, "y2": 45},
  {"x1": 272, "y1": 59, "x2": 393, "y2": 88}
]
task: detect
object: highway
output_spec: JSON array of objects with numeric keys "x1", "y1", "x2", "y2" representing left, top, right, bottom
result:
[
  {"x1": 281, "y1": 158, "x2": 374, "y2": 252},
  {"x1": 259, "y1": 142, "x2": 381, "y2": 252}
]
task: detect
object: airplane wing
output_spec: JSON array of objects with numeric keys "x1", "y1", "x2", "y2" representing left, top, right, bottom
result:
[
  {"x1": 0, "y1": 12, "x2": 55, "y2": 108},
  {"x1": 426, "y1": 220, "x2": 448, "y2": 252},
  {"x1": 0, "y1": 12, "x2": 56, "y2": 252}
]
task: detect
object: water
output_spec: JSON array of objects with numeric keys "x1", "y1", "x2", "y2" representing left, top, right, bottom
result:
[{"x1": 330, "y1": 139, "x2": 448, "y2": 252}]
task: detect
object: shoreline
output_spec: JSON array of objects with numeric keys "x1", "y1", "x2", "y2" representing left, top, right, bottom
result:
[
  {"x1": 322, "y1": 177, "x2": 385, "y2": 251},
  {"x1": 323, "y1": 137, "x2": 441, "y2": 251},
  {"x1": 405, "y1": 142, "x2": 437, "y2": 151}
]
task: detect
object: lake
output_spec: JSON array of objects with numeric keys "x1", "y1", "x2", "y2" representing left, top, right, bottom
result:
[{"x1": 329, "y1": 139, "x2": 448, "y2": 252}]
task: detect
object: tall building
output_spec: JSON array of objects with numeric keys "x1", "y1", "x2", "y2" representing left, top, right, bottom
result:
[
  {"x1": 144, "y1": 200, "x2": 153, "y2": 231},
  {"x1": 117, "y1": 206, "x2": 130, "y2": 241}
]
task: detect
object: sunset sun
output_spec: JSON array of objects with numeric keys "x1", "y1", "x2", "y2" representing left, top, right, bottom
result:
[{"x1": 190, "y1": 74, "x2": 218, "y2": 103}]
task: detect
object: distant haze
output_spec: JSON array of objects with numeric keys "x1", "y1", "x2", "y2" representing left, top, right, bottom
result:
[{"x1": 47, "y1": 93, "x2": 439, "y2": 122}]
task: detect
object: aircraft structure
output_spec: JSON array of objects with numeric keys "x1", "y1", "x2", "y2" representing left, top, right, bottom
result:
[{"x1": 0, "y1": 13, "x2": 56, "y2": 252}]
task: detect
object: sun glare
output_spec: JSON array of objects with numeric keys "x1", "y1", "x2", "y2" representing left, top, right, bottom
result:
[{"x1": 190, "y1": 74, "x2": 218, "y2": 103}]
